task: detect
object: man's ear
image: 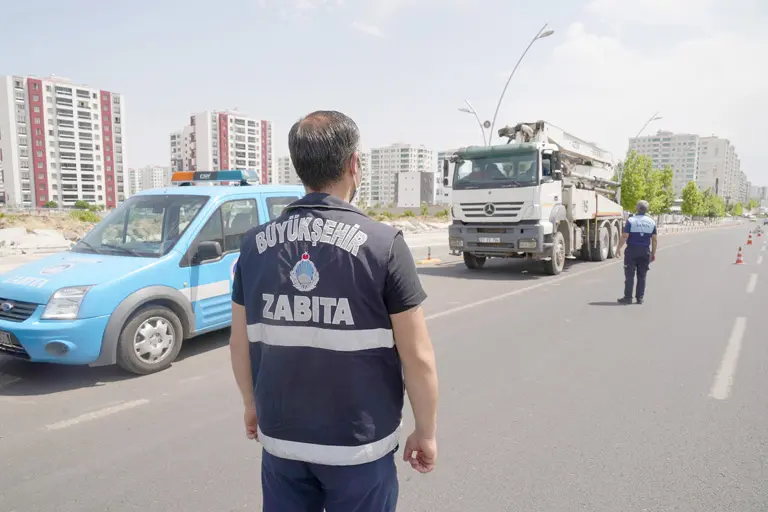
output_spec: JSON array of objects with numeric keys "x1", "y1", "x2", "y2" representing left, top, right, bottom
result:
[{"x1": 349, "y1": 150, "x2": 360, "y2": 179}]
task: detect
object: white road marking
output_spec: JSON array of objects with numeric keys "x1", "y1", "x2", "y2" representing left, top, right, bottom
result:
[
  {"x1": 746, "y1": 274, "x2": 758, "y2": 294},
  {"x1": 44, "y1": 399, "x2": 150, "y2": 431},
  {"x1": 757, "y1": 255, "x2": 764, "y2": 265},
  {"x1": 762, "y1": 245, "x2": 766, "y2": 252},
  {"x1": 425, "y1": 239, "x2": 691, "y2": 321},
  {"x1": 709, "y1": 317, "x2": 747, "y2": 400}
]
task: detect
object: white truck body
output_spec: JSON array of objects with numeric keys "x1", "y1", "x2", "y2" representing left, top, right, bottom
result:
[{"x1": 445, "y1": 120, "x2": 625, "y2": 274}]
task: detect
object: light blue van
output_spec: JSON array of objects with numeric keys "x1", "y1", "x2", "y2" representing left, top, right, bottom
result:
[{"x1": 0, "y1": 177, "x2": 304, "y2": 374}]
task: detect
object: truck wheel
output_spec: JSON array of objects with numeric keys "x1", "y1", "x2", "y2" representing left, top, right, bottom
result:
[
  {"x1": 607, "y1": 221, "x2": 620, "y2": 259},
  {"x1": 545, "y1": 232, "x2": 566, "y2": 275},
  {"x1": 463, "y1": 252, "x2": 486, "y2": 270},
  {"x1": 116, "y1": 306, "x2": 184, "y2": 375},
  {"x1": 591, "y1": 225, "x2": 609, "y2": 261}
]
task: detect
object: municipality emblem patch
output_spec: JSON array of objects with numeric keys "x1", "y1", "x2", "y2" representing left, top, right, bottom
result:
[{"x1": 290, "y1": 252, "x2": 319, "y2": 292}]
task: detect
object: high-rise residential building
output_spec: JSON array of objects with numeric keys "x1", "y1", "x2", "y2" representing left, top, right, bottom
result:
[
  {"x1": 628, "y1": 130, "x2": 744, "y2": 201},
  {"x1": 355, "y1": 151, "x2": 371, "y2": 207},
  {"x1": 739, "y1": 171, "x2": 749, "y2": 203},
  {"x1": 697, "y1": 136, "x2": 741, "y2": 201},
  {"x1": 369, "y1": 143, "x2": 434, "y2": 207},
  {"x1": 170, "y1": 110, "x2": 274, "y2": 184},
  {"x1": 129, "y1": 165, "x2": 171, "y2": 195},
  {"x1": 276, "y1": 156, "x2": 302, "y2": 186},
  {"x1": 628, "y1": 131, "x2": 699, "y2": 196},
  {"x1": 0, "y1": 75, "x2": 127, "y2": 208},
  {"x1": 435, "y1": 149, "x2": 458, "y2": 205},
  {"x1": 749, "y1": 186, "x2": 768, "y2": 201}
]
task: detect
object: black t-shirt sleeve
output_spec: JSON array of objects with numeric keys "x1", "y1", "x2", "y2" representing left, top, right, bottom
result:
[
  {"x1": 383, "y1": 234, "x2": 427, "y2": 315},
  {"x1": 232, "y1": 259, "x2": 245, "y2": 305}
]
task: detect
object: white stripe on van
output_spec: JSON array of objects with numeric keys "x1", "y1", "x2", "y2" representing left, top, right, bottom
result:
[
  {"x1": 246, "y1": 323, "x2": 394, "y2": 352},
  {"x1": 178, "y1": 280, "x2": 231, "y2": 302},
  {"x1": 258, "y1": 425, "x2": 401, "y2": 466}
]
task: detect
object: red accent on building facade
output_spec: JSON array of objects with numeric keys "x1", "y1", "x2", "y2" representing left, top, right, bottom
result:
[
  {"x1": 260, "y1": 121, "x2": 269, "y2": 184},
  {"x1": 219, "y1": 113, "x2": 229, "y2": 170},
  {"x1": 27, "y1": 79, "x2": 49, "y2": 207},
  {"x1": 100, "y1": 90, "x2": 117, "y2": 208}
]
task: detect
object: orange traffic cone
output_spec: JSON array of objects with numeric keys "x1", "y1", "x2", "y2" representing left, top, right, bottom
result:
[
  {"x1": 735, "y1": 247, "x2": 745, "y2": 264},
  {"x1": 747, "y1": 234, "x2": 753, "y2": 245}
]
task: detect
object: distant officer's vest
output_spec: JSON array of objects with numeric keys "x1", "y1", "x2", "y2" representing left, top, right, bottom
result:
[
  {"x1": 625, "y1": 214, "x2": 656, "y2": 247},
  {"x1": 238, "y1": 192, "x2": 403, "y2": 466}
]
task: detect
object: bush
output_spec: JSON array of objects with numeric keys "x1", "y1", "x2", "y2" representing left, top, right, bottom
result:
[
  {"x1": 70, "y1": 210, "x2": 101, "y2": 223},
  {"x1": 435, "y1": 209, "x2": 449, "y2": 218},
  {"x1": 44, "y1": 201, "x2": 58, "y2": 208},
  {"x1": 420, "y1": 204, "x2": 429, "y2": 216},
  {"x1": 88, "y1": 204, "x2": 104, "y2": 212},
  {"x1": 379, "y1": 211, "x2": 393, "y2": 219},
  {"x1": 401, "y1": 210, "x2": 416, "y2": 218},
  {"x1": 73, "y1": 200, "x2": 90, "y2": 210}
]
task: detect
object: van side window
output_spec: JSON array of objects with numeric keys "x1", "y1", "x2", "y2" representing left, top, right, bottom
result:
[
  {"x1": 266, "y1": 196, "x2": 300, "y2": 220},
  {"x1": 196, "y1": 208, "x2": 224, "y2": 250},
  {"x1": 221, "y1": 199, "x2": 259, "y2": 252}
]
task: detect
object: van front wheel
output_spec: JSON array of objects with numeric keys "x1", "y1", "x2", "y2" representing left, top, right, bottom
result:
[{"x1": 116, "y1": 306, "x2": 184, "y2": 375}]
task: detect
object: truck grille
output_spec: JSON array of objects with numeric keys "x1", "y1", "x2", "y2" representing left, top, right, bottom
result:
[
  {"x1": 460, "y1": 201, "x2": 524, "y2": 218},
  {"x1": 0, "y1": 298, "x2": 40, "y2": 322}
]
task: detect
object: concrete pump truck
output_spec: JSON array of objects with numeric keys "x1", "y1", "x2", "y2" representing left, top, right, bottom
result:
[{"x1": 444, "y1": 120, "x2": 624, "y2": 275}]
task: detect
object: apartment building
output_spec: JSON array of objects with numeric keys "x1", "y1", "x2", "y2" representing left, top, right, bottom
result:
[
  {"x1": 276, "y1": 156, "x2": 302, "y2": 186},
  {"x1": 628, "y1": 131, "x2": 698, "y2": 196},
  {"x1": 628, "y1": 130, "x2": 745, "y2": 201},
  {"x1": 129, "y1": 165, "x2": 171, "y2": 195},
  {"x1": 0, "y1": 75, "x2": 127, "y2": 208},
  {"x1": 170, "y1": 110, "x2": 274, "y2": 184},
  {"x1": 435, "y1": 149, "x2": 458, "y2": 205},
  {"x1": 369, "y1": 143, "x2": 434, "y2": 207}
]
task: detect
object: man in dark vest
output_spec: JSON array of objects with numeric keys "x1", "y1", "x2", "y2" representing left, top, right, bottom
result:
[
  {"x1": 229, "y1": 110, "x2": 439, "y2": 511},
  {"x1": 616, "y1": 199, "x2": 657, "y2": 304}
]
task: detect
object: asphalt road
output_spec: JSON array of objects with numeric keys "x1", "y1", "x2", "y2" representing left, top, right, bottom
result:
[{"x1": 1, "y1": 222, "x2": 767, "y2": 511}]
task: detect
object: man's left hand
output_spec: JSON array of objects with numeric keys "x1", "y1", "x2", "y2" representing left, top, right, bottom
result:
[
  {"x1": 650, "y1": 253, "x2": 656, "y2": 262},
  {"x1": 244, "y1": 406, "x2": 259, "y2": 441}
]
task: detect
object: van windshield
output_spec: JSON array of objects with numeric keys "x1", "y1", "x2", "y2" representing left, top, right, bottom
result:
[{"x1": 73, "y1": 195, "x2": 209, "y2": 258}]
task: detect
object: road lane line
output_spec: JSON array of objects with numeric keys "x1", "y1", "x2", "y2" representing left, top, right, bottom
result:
[
  {"x1": 710, "y1": 317, "x2": 747, "y2": 400},
  {"x1": 746, "y1": 274, "x2": 758, "y2": 294},
  {"x1": 425, "y1": 239, "x2": 691, "y2": 322},
  {"x1": 762, "y1": 245, "x2": 766, "y2": 252},
  {"x1": 44, "y1": 399, "x2": 150, "y2": 431},
  {"x1": 758, "y1": 255, "x2": 764, "y2": 265}
]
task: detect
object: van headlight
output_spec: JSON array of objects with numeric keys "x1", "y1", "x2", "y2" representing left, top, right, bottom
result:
[{"x1": 42, "y1": 286, "x2": 93, "y2": 320}]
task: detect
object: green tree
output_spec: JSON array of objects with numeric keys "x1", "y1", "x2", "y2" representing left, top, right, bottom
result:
[
  {"x1": 700, "y1": 189, "x2": 726, "y2": 218},
  {"x1": 619, "y1": 151, "x2": 647, "y2": 211},
  {"x1": 733, "y1": 203, "x2": 744, "y2": 216},
  {"x1": 74, "y1": 200, "x2": 90, "y2": 210},
  {"x1": 681, "y1": 181, "x2": 702, "y2": 216},
  {"x1": 748, "y1": 199, "x2": 759, "y2": 211},
  {"x1": 647, "y1": 165, "x2": 674, "y2": 214},
  {"x1": 43, "y1": 200, "x2": 58, "y2": 208}
]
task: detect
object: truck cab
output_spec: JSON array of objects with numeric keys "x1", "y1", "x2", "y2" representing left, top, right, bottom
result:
[{"x1": 0, "y1": 172, "x2": 304, "y2": 375}]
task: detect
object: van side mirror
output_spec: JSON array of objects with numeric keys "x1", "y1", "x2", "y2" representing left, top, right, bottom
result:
[{"x1": 194, "y1": 240, "x2": 222, "y2": 263}]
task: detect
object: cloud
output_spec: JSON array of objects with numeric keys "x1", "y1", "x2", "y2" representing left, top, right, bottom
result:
[
  {"x1": 351, "y1": 20, "x2": 384, "y2": 38},
  {"x1": 514, "y1": 18, "x2": 768, "y2": 176},
  {"x1": 585, "y1": 0, "x2": 719, "y2": 27}
]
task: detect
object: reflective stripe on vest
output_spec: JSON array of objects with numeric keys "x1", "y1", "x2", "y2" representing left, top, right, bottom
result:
[
  {"x1": 257, "y1": 424, "x2": 401, "y2": 466},
  {"x1": 247, "y1": 323, "x2": 394, "y2": 351}
]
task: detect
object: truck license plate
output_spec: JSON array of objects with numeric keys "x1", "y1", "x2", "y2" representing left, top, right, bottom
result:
[
  {"x1": 0, "y1": 331, "x2": 14, "y2": 349},
  {"x1": 478, "y1": 236, "x2": 501, "y2": 243}
]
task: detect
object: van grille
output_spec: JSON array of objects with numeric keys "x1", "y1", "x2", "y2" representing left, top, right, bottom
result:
[{"x1": 0, "y1": 298, "x2": 39, "y2": 322}]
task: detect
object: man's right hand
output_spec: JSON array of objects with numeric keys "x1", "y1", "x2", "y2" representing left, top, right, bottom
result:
[
  {"x1": 403, "y1": 432, "x2": 437, "y2": 473},
  {"x1": 244, "y1": 405, "x2": 259, "y2": 441}
]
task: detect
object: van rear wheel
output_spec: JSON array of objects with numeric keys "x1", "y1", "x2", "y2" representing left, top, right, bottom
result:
[{"x1": 116, "y1": 306, "x2": 184, "y2": 375}]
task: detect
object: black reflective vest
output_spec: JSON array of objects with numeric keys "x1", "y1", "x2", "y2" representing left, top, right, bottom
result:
[{"x1": 237, "y1": 192, "x2": 403, "y2": 466}]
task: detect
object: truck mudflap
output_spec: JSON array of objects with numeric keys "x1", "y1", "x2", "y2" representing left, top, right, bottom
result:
[{"x1": 449, "y1": 222, "x2": 546, "y2": 256}]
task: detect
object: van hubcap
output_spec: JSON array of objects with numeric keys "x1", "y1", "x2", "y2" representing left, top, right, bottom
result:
[{"x1": 134, "y1": 317, "x2": 175, "y2": 364}]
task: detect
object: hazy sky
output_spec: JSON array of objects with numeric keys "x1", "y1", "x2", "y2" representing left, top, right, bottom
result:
[{"x1": 2, "y1": 0, "x2": 767, "y2": 183}]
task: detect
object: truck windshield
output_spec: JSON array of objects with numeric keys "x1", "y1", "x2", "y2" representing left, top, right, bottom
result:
[
  {"x1": 73, "y1": 194, "x2": 209, "y2": 258},
  {"x1": 453, "y1": 150, "x2": 539, "y2": 190}
]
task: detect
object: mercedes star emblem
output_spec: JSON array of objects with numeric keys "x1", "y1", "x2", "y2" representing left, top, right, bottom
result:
[{"x1": 483, "y1": 203, "x2": 496, "y2": 216}]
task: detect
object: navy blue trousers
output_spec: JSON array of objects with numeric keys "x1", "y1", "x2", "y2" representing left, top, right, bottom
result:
[
  {"x1": 261, "y1": 449, "x2": 399, "y2": 512},
  {"x1": 623, "y1": 244, "x2": 651, "y2": 299}
]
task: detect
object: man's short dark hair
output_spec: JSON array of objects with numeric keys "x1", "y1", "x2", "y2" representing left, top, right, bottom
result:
[{"x1": 288, "y1": 110, "x2": 360, "y2": 191}]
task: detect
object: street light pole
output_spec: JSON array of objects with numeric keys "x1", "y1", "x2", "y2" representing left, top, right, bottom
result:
[
  {"x1": 458, "y1": 100, "x2": 487, "y2": 146},
  {"x1": 620, "y1": 112, "x2": 663, "y2": 182},
  {"x1": 488, "y1": 23, "x2": 555, "y2": 145}
]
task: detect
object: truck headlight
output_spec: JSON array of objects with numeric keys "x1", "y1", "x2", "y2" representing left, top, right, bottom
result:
[
  {"x1": 42, "y1": 286, "x2": 93, "y2": 320},
  {"x1": 449, "y1": 237, "x2": 464, "y2": 248}
]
